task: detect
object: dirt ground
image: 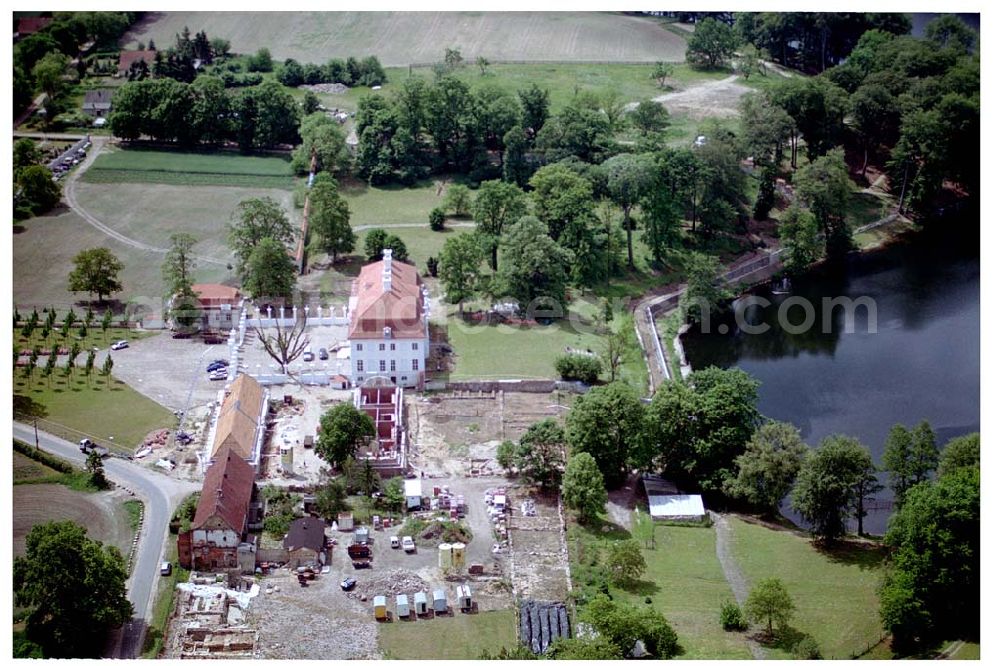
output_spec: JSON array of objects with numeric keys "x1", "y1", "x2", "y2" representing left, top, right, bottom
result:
[
  {"x1": 507, "y1": 487, "x2": 572, "y2": 602},
  {"x1": 13, "y1": 484, "x2": 135, "y2": 557},
  {"x1": 651, "y1": 74, "x2": 752, "y2": 119}
]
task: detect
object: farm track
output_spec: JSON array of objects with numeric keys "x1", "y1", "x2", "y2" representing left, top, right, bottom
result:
[
  {"x1": 711, "y1": 512, "x2": 768, "y2": 660},
  {"x1": 63, "y1": 139, "x2": 229, "y2": 267}
]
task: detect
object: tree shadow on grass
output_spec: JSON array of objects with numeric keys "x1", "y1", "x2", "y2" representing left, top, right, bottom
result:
[
  {"x1": 13, "y1": 394, "x2": 48, "y2": 420},
  {"x1": 578, "y1": 517, "x2": 632, "y2": 542},
  {"x1": 619, "y1": 578, "x2": 661, "y2": 597},
  {"x1": 813, "y1": 539, "x2": 887, "y2": 571}
]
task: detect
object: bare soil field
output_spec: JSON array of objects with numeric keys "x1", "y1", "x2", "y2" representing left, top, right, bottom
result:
[
  {"x1": 123, "y1": 12, "x2": 688, "y2": 65},
  {"x1": 13, "y1": 484, "x2": 135, "y2": 558},
  {"x1": 648, "y1": 74, "x2": 752, "y2": 120}
]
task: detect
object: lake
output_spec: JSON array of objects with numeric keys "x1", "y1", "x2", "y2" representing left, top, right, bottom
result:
[{"x1": 682, "y1": 226, "x2": 980, "y2": 533}]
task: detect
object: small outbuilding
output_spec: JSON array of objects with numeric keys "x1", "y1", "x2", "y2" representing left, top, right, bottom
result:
[
  {"x1": 455, "y1": 584, "x2": 472, "y2": 612},
  {"x1": 413, "y1": 591, "x2": 428, "y2": 615},
  {"x1": 283, "y1": 515, "x2": 327, "y2": 568},
  {"x1": 405, "y1": 479, "x2": 422, "y2": 510},
  {"x1": 396, "y1": 594, "x2": 410, "y2": 619},
  {"x1": 649, "y1": 494, "x2": 706, "y2": 521},
  {"x1": 433, "y1": 588, "x2": 448, "y2": 614},
  {"x1": 373, "y1": 595, "x2": 387, "y2": 620}
]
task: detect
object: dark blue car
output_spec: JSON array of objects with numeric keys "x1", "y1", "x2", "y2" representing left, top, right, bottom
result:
[{"x1": 206, "y1": 360, "x2": 228, "y2": 372}]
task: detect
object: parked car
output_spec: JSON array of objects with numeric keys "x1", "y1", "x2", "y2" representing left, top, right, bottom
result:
[
  {"x1": 340, "y1": 577, "x2": 357, "y2": 591},
  {"x1": 209, "y1": 370, "x2": 228, "y2": 381},
  {"x1": 318, "y1": 348, "x2": 329, "y2": 360},
  {"x1": 206, "y1": 361, "x2": 227, "y2": 372},
  {"x1": 401, "y1": 536, "x2": 415, "y2": 553},
  {"x1": 390, "y1": 536, "x2": 400, "y2": 549},
  {"x1": 160, "y1": 561, "x2": 172, "y2": 576},
  {"x1": 303, "y1": 348, "x2": 315, "y2": 362},
  {"x1": 110, "y1": 340, "x2": 129, "y2": 350}
]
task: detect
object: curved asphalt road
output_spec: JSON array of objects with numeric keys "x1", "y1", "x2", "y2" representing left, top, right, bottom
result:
[{"x1": 13, "y1": 423, "x2": 198, "y2": 658}]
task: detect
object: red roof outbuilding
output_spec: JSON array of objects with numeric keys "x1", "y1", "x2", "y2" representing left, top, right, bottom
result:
[{"x1": 192, "y1": 449, "x2": 255, "y2": 534}]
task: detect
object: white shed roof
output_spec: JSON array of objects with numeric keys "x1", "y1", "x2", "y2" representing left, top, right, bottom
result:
[
  {"x1": 404, "y1": 479, "x2": 422, "y2": 497},
  {"x1": 649, "y1": 494, "x2": 705, "y2": 518}
]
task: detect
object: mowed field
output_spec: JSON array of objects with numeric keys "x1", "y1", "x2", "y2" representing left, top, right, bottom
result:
[
  {"x1": 13, "y1": 482, "x2": 135, "y2": 558},
  {"x1": 124, "y1": 11, "x2": 689, "y2": 66},
  {"x1": 82, "y1": 148, "x2": 295, "y2": 189}
]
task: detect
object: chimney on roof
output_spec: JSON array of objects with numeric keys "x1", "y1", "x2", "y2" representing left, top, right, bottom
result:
[{"x1": 382, "y1": 248, "x2": 393, "y2": 293}]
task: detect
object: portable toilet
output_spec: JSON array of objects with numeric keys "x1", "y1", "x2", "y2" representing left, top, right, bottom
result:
[
  {"x1": 433, "y1": 588, "x2": 448, "y2": 614},
  {"x1": 455, "y1": 584, "x2": 471, "y2": 612},
  {"x1": 452, "y1": 542, "x2": 466, "y2": 568},
  {"x1": 438, "y1": 543, "x2": 453, "y2": 569},
  {"x1": 373, "y1": 595, "x2": 387, "y2": 620},
  {"x1": 396, "y1": 594, "x2": 410, "y2": 619},
  {"x1": 414, "y1": 591, "x2": 428, "y2": 616}
]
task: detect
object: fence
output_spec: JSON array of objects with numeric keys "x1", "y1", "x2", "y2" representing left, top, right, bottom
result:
[{"x1": 246, "y1": 304, "x2": 349, "y2": 329}]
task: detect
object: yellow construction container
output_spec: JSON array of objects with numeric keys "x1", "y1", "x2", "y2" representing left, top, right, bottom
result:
[
  {"x1": 451, "y1": 542, "x2": 466, "y2": 568},
  {"x1": 373, "y1": 595, "x2": 387, "y2": 620}
]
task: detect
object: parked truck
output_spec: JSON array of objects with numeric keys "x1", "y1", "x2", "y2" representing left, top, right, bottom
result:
[
  {"x1": 79, "y1": 438, "x2": 109, "y2": 457},
  {"x1": 347, "y1": 543, "x2": 372, "y2": 569}
]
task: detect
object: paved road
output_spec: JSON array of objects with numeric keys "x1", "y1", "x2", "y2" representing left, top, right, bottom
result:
[{"x1": 12, "y1": 423, "x2": 198, "y2": 658}]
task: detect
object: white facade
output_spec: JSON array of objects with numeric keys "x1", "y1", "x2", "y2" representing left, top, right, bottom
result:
[
  {"x1": 350, "y1": 336, "x2": 428, "y2": 388},
  {"x1": 192, "y1": 527, "x2": 240, "y2": 548}
]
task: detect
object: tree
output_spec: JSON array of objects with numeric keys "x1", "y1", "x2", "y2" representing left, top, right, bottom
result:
[
  {"x1": 583, "y1": 594, "x2": 680, "y2": 659},
  {"x1": 228, "y1": 197, "x2": 295, "y2": 276},
  {"x1": 100, "y1": 310, "x2": 113, "y2": 341},
  {"x1": 633, "y1": 510, "x2": 655, "y2": 549},
  {"x1": 548, "y1": 636, "x2": 620, "y2": 660},
  {"x1": 308, "y1": 175, "x2": 354, "y2": 261},
  {"x1": 883, "y1": 421, "x2": 939, "y2": 506},
  {"x1": 536, "y1": 100, "x2": 613, "y2": 164},
  {"x1": 476, "y1": 55, "x2": 490, "y2": 76},
  {"x1": 686, "y1": 17, "x2": 739, "y2": 69},
  {"x1": 302, "y1": 90, "x2": 321, "y2": 115},
  {"x1": 438, "y1": 232, "x2": 484, "y2": 314},
  {"x1": 880, "y1": 467, "x2": 978, "y2": 652},
  {"x1": 515, "y1": 418, "x2": 565, "y2": 489},
  {"x1": 316, "y1": 403, "x2": 376, "y2": 468},
  {"x1": 850, "y1": 82, "x2": 898, "y2": 175},
  {"x1": 925, "y1": 14, "x2": 977, "y2": 53},
  {"x1": 554, "y1": 354, "x2": 602, "y2": 384},
  {"x1": 255, "y1": 316, "x2": 309, "y2": 373},
  {"x1": 32, "y1": 52, "x2": 70, "y2": 100},
  {"x1": 496, "y1": 439, "x2": 516, "y2": 475},
  {"x1": 562, "y1": 452, "x2": 608, "y2": 524},
  {"x1": 791, "y1": 434, "x2": 875, "y2": 540},
  {"x1": 518, "y1": 83, "x2": 550, "y2": 138},
  {"x1": 425, "y1": 256, "x2": 438, "y2": 277},
  {"x1": 443, "y1": 46, "x2": 463, "y2": 70},
  {"x1": 68, "y1": 248, "x2": 123, "y2": 304},
  {"x1": 565, "y1": 382, "x2": 646, "y2": 487},
  {"x1": 14, "y1": 521, "x2": 132, "y2": 657},
  {"x1": 601, "y1": 153, "x2": 656, "y2": 269},
  {"x1": 938, "y1": 433, "x2": 979, "y2": 477},
  {"x1": 498, "y1": 218, "x2": 570, "y2": 313},
  {"x1": 292, "y1": 113, "x2": 351, "y2": 176},
  {"x1": 210, "y1": 37, "x2": 231, "y2": 59},
  {"x1": 277, "y1": 58, "x2": 304, "y2": 86},
  {"x1": 13, "y1": 138, "x2": 42, "y2": 171},
  {"x1": 651, "y1": 61, "x2": 674, "y2": 88},
  {"x1": 246, "y1": 47, "x2": 273, "y2": 72},
  {"x1": 603, "y1": 325, "x2": 630, "y2": 383},
  {"x1": 745, "y1": 578, "x2": 795, "y2": 638},
  {"x1": 738, "y1": 92, "x2": 794, "y2": 167},
  {"x1": 631, "y1": 99, "x2": 670, "y2": 135},
  {"x1": 379, "y1": 476, "x2": 405, "y2": 514},
  {"x1": 101, "y1": 354, "x2": 114, "y2": 386},
  {"x1": 364, "y1": 228, "x2": 391, "y2": 262},
  {"x1": 472, "y1": 180, "x2": 528, "y2": 271},
  {"x1": 793, "y1": 148, "x2": 854, "y2": 258},
  {"x1": 243, "y1": 237, "x2": 297, "y2": 300},
  {"x1": 428, "y1": 207, "x2": 446, "y2": 231},
  {"x1": 777, "y1": 204, "x2": 823, "y2": 274},
  {"x1": 443, "y1": 183, "x2": 473, "y2": 217},
  {"x1": 725, "y1": 421, "x2": 808, "y2": 516},
  {"x1": 162, "y1": 232, "x2": 198, "y2": 300},
  {"x1": 14, "y1": 165, "x2": 62, "y2": 219},
  {"x1": 679, "y1": 251, "x2": 732, "y2": 325},
  {"x1": 606, "y1": 539, "x2": 646, "y2": 588},
  {"x1": 84, "y1": 350, "x2": 95, "y2": 385},
  {"x1": 313, "y1": 477, "x2": 349, "y2": 520},
  {"x1": 737, "y1": 47, "x2": 764, "y2": 79},
  {"x1": 86, "y1": 451, "x2": 109, "y2": 489}
]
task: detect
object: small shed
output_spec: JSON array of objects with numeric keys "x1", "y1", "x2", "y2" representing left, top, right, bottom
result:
[
  {"x1": 433, "y1": 588, "x2": 448, "y2": 614},
  {"x1": 413, "y1": 591, "x2": 428, "y2": 615},
  {"x1": 455, "y1": 584, "x2": 471, "y2": 612},
  {"x1": 337, "y1": 512, "x2": 353, "y2": 531},
  {"x1": 283, "y1": 515, "x2": 327, "y2": 568},
  {"x1": 373, "y1": 595, "x2": 387, "y2": 620},
  {"x1": 649, "y1": 494, "x2": 706, "y2": 521},
  {"x1": 404, "y1": 479, "x2": 422, "y2": 510},
  {"x1": 396, "y1": 594, "x2": 410, "y2": 619},
  {"x1": 354, "y1": 527, "x2": 369, "y2": 544}
]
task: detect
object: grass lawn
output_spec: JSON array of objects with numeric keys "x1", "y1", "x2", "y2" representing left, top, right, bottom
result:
[
  {"x1": 727, "y1": 518, "x2": 887, "y2": 659},
  {"x1": 845, "y1": 190, "x2": 892, "y2": 231},
  {"x1": 378, "y1": 609, "x2": 517, "y2": 659},
  {"x1": 13, "y1": 371, "x2": 176, "y2": 454},
  {"x1": 569, "y1": 517, "x2": 752, "y2": 659},
  {"x1": 82, "y1": 147, "x2": 295, "y2": 189},
  {"x1": 855, "y1": 215, "x2": 916, "y2": 249},
  {"x1": 341, "y1": 176, "x2": 470, "y2": 228}
]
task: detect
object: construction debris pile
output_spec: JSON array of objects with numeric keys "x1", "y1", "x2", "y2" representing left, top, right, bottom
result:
[
  {"x1": 519, "y1": 600, "x2": 571, "y2": 655},
  {"x1": 485, "y1": 486, "x2": 509, "y2": 550},
  {"x1": 347, "y1": 569, "x2": 427, "y2": 601},
  {"x1": 298, "y1": 82, "x2": 349, "y2": 95},
  {"x1": 167, "y1": 582, "x2": 260, "y2": 658}
]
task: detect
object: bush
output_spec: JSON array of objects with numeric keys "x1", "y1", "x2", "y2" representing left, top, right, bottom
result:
[
  {"x1": 792, "y1": 635, "x2": 822, "y2": 659},
  {"x1": 720, "y1": 600, "x2": 748, "y2": 631},
  {"x1": 13, "y1": 439, "x2": 74, "y2": 474},
  {"x1": 555, "y1": 354, "x2": 602, "y2": 384},
  {"x1": 429, "y1": 207, "x2": 446, "y2": 231}
]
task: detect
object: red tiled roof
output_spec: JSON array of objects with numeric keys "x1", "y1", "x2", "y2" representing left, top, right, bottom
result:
[
  {"x1": 348, "y1": 257, "x2": 424, "y2": 339},
  {"x1": 193, "y1": 283, "x2": 241, "y2": 307},
  {"x1": 17, "y1": 17, "x2": 53, "y2": 35},
  {"x1": 192, "y1": 449, "x2": 255, "y2": 534},
  {"x1": 118, "y1": 50, "x2": 156, "y2": 72}
]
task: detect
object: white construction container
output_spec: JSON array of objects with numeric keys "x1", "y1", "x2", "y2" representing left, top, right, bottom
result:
[
  {"x1": 405, "y1": 479, "x2": 422, "y2": 510},
  {"x1": 455, "y1": 584, "x2": 471, "y2": 612},
  {"x1": 451, "y1": 542, "x2": 466, "y2": 568},
  {"x1": 338, "y1": 512, "x2": 354, "y2": 531},
  {"x1": 280, "y1": 444, "x2": 294, "y2": 473},
  {"x1": 413, "y1": 591, "x2": 428, "y2": 615},
  {"x1": 432, "y1": 588, "x2": 447, "y2": 614},
  {"x1": 396, "y1": 594, "x2": 410, "y2": 619},
  {"x1": 438, "y1": 543, "x2": 453, "y2": 568}
]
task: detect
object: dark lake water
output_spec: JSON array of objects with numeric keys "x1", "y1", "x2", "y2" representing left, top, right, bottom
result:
[{"x1": 682, "y1": 227, "x2": 980, "y2": 533}]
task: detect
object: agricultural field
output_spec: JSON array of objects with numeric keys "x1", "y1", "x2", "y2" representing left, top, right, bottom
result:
[
  {"x1": 378, "y1": 610, "x2": 518, "y2": 659},
  {"x1": 727, "y1": 518, "x2": 887, "y2": 659},
  {"x1": 569, "y1": 519, "x2": 753, "y2": 660},
  {"x1": 82, "y1": 148, "x2": 295, "y2": 189},
  {"x1": 124, "y1": 12, "x2": 689, "y2": 66}
]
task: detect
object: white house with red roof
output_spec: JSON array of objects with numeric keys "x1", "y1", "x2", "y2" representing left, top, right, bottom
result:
[{"x1": 347, "y1": 249, "x2": 429, "y2": 388}]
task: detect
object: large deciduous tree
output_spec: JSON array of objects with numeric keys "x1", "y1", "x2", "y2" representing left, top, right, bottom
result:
[
  {"x1": 308, "y1": 174, "x2": 355, "y2": 262},
  {"x1": 583, "y1": 594, "x2": 681, "y2": 659},
  {"x1": 561, "y1": 452, "x2": 608, "y2": 524},
  {"x1": 882, "y1": 421, "x2": 939, "y2": 506},
  {"x1": 791, "y1": 434, "x2": 877, "y2": 540},
  {"x1": 228, "y1": 196, "x2": 295, "y2": 276},
  {"x1": 14, "y1": 521, "x2": 133, "y2": 658},
  {"x1": 565, "y1": 381, "x2": 646, "y2": 487},
  {"x1": 937, "y1": 433, "x2": 979, "y2": 477},
  {"x1": 601, "y1": 153, "x2": 656, "y2": 269},
  {"x1": 438, "y1": 232, "x2": 484, "y2": 314},
  {"x1": 745, "y1": 578, "x2": 795, "y2": 638},
  {"x1": 472, "y1": 180, "x2": 528, "y2": 271},
  {"x1": 725, "y1": 421, "x2": 808, "y2": 516},
  {"x1": 777, "y1": 204, "x2": 823, "y2": 274},
  {"x1": 292, "y1": 112, "x2": 352, "y2": 176},
  {"x1": 686, "y1": 17, "x2": 739, "y2": 69},
  {"x1": 243, "y1": 238, "x2": 297, "y2": 300},
  {"x1": 496, "y1": 215, "x2": 572, "y2": 314},
  {"x1": 67, "y1": 248, "x2": 124, "y2": 303},
  {"x1": 316, "y1": 403, "x2": 376, "y2": 468},
  {"x1": 793, "y1": 148, "x2": 854, "y2": 259},
  {"x1": 515, "y1": 418, "x2": 565, "y2": 489}
]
